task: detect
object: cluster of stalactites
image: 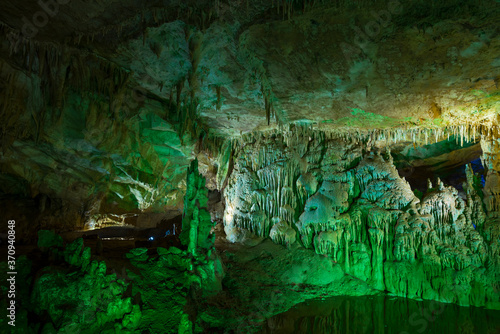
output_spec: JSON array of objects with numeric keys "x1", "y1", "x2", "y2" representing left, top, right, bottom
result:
[
  {"x1": 464, "y1": 164, "x2": 487, "y2": 228},
  {"x1": 219, "y1": 123, "x2": 499, "y2": 308},
  {"x1": 319, "y1": 124, "x2": 498, "y2": 147},
  {"x1": 225, "y1": 123, "x2": 498, "y2": 158},
  {"x1": 479, "y1": 135, "x2": 500, "y2": 214}
]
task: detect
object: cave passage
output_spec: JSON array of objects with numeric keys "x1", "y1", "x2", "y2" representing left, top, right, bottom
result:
[{"x1": 392, "y1": 136, "x2": 485, "y2": 196}]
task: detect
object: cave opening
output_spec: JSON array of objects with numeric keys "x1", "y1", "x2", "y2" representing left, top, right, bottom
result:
[
  {"x1": 392, "y1": 136, "x2": 485, "y2": 198},
  {"x1": 73, "y1": 188, "x2": 224, "y2": 259}
]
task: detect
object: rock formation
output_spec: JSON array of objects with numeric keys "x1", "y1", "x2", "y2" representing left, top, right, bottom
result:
[
  {"x1": 0, "y1": 0, "x2": 499, "y2": 332},
  {"x1": 221, "y1": 128, "x2": 500, "y2": 309}
]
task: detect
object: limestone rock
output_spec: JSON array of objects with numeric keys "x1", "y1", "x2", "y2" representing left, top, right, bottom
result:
[{"x1": 269, "y1": 220, "x2": 296, "y2": 247}]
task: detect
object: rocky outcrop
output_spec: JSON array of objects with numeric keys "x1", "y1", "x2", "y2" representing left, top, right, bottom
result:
[
  {"x1": 181, "y1": 159, "x2": 216, "y2": 255},
  {"x1": 1, "y1": 216, "x2": 222, "y2": 333},
  {"x1": 0, "y1": 56, "x2": 196, "y2": 240},
  {"x1": 0, "y1": 0, "x2": 499, "y2": 331},
  {"x1": 1, "y1": 0, "x2": 498, "y2": 240},
  {"x1": 221, "y1": 128, "x2": 500, "y2": 309}
]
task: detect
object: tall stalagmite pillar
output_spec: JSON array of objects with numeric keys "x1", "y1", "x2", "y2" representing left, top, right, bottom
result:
[
  {"x1": 180, "y1": 159, "x2": 214, "y2": 255},
  {"x1": 480, "y1": 134, "x2": 500, "y2": 215}
]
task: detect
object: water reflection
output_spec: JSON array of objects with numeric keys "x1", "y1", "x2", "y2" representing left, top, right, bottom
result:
[{"x1": 261, "y1": 295, "x2": 500, "y2": 334}]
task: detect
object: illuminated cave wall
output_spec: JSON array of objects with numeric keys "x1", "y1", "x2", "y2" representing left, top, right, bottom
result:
[
  {"x1": 219, "y1": 127, "x2": 500, "y2": 309},
  {"x1": 0, "y1": 58, "x2": 197, "y2": 240},
  {"x1": 481, "y1": 135, "x2": 500, "y2": 213},
  {"x1": 0, "y1": 0, "x2": 499, "y2": 332}
]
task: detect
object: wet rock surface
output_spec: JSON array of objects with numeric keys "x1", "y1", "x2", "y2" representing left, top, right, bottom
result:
[{"x1": 222, "y1": 129, "x2": 500, "y2": 310}]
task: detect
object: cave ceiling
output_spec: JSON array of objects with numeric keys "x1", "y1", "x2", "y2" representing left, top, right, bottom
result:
[{"x1": 1, "y1": 0, "x2": 498, "y2": 136}]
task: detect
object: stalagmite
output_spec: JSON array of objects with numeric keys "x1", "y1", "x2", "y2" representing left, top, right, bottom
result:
[
  {"x1": 180, "y1": 159, "x2": 214, "y2": 255},
  {"x1": 270, "y1": 220, "x2": 296, "y2": 248},
  {"x1": 220, "y1": 126, "x2": 498, "y2": 310}
]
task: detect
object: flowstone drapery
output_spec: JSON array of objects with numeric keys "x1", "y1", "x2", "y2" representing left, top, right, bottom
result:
[{"x1": 220, "y1": 128, "x2": 500, "y2": 309}]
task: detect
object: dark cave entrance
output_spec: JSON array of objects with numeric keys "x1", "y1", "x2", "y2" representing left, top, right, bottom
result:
[
  {"x1": 392, "y1": 136, "x2": 485, "y2": 197},
  {"x1": 79, "y1": 189, "x2": 223, "y2": 253}
]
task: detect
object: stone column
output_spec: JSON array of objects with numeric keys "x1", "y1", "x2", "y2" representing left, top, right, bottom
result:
[
  {"x1": 480, "y1": 135, "x2": 500, "y2": 215},
  {"x1": 180, "y1": 159, "x2": 214, "y2": 255}
]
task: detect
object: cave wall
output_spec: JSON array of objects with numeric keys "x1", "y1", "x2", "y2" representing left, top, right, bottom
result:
[
  {"x1": 220, "y1": 127, "x2": 500, "y2": 309},
  {"x1": 0, "y1": 55, "x2": 196, "y2": 240},
  {"x1": 3, "y1": 0, "x2": 498, "y2": 138},
  {"x1": 0, "y1": 0, "x2": 499, "y2": 331},
  {"x1": 1, "y1": 0, "x2": 499, "y2": 240}
]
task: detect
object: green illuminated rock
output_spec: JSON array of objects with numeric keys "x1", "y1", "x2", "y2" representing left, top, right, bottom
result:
[
  {"x1": 37, "y1": 230, "x2": 63, "y2": 249},
  {"x1": 180, "y1": 159, "x2": 215, "y2": 255},
  {"x1": 0, "y1": 0, "x2": 499, "y2": 331},
  {"x1": 221, "y1": 129, "x2": 500, "y2": 310}
]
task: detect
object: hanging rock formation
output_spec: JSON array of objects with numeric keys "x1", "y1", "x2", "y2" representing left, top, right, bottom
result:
[
  {"x1": 481, "y1": 135, "x2": 500, "y2": 213},
  {"x1": 221, "y1": 127, "x2": 500, "y2": 309}
]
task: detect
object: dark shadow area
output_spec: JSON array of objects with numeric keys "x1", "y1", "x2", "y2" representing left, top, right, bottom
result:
[
  {"x1": 392, "y1": 137, "x2": 484, "y2": 196},
  {"x1": 401, "y1": 156, "x2": 485, "y2": 196}
]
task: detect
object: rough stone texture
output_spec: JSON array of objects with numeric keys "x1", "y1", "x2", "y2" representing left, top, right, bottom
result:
[
  {"x1": 481, "y1": 136, "x2": 500, "y2": 214},
  {"x1": 222, "y1": 129, "x2": 500, "y2": 309},
  {"x1": 0, "y1": 0, "x2": 499, "y2": 332},
  {"x1": 4, "y1": 0, "x2": 497, "y2": 136},
  {"x1": 0, "y1": 60, "x2": 194, "y2": 238},
  {"x1": 180, "y1": 159, "x2": 215, "y2": 255},
  {"x1": 0, "y1": 0, "x2": 499, "y2": 236},
  {"x1": 0, "y1": 233, "x2": 222, "y2": 333},
  {"x1": 269, "y1": 220, "x2": 297, "y2": 247}
]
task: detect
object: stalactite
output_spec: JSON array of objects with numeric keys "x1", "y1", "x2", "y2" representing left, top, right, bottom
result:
[{"x1": 218, "y1": 115, "x2": 498, "y2": 304}]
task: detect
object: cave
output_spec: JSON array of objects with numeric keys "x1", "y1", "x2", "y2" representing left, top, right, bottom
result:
[
  {"x1": 391, "y1": 136, "x2": 485, "y2": 195},
  {"x1": 1, "y1": 0, "x2": 500, "y2": 333}
]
